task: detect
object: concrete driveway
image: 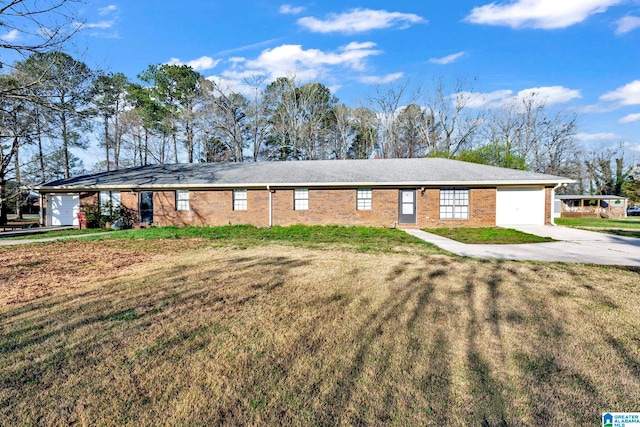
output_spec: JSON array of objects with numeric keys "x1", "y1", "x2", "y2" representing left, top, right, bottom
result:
[{"x1": 406, "y1": 226, "x2": 640, "y2": 266}]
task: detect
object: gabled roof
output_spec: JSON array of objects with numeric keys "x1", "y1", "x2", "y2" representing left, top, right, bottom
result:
[{"x1": 37, "y1": 158, "x2": 573, "y2": 191}]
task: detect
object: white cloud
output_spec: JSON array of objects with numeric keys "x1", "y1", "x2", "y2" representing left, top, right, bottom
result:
[
  {"x1": 0, "y1": 29, "x2": 20, "y2": 42},
  {"x1": 600, "y1": 80, "x2": 640, "y2": 106},
  {"x1": 358, "y1": 73, "x2": 404, "y2": 84},
  {"x1": 279, "y1": 4, "x2": 305, "y2": 15},
  {"x1": 466, "y1": 0, "x2": 622, "y2": 29},
  {"x1": 81, "y1": 20, "x2": 115, "y2": 29},
  {"x1": 429, "y1": 51, "x2": 465, "y2": 65},
  {"x1": 461, "y1": 90, "x2": 514, "y2": 108},
  {"x1": 619, "y1": 113, "x2": 640, "y2": 123},
  {"x1": 242, "y1": 42, "x2": 382, "y2": 82},
  {"x1": 168, "y1": 56, "x2": 221, "y2": 72},
  {"x1": 99, "y1": 5, "x2": 117, "y2": 15},
  {"x1": 461, "y1": 86, "x2": 581, "y2": 109},
  {"x1": 297, "y1": 8, "x2": 425, "y2": 34},
  {"x1": 575, "y1": 132, "x2": 620, "y2": 141},
  {"x1": 517, "y1": 86, "x2": 582, "y2": 104},
  {"x1": 616, "y1": 15, "x2": 640, "y2": 34}
]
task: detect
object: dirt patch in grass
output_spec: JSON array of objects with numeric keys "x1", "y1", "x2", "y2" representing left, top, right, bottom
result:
[
  {"x1": 1, "y1": 241, "x2": 639, "y2": 425},
  {"x1": 426, "y1": 227, "x2": 555, "y2": 244}
]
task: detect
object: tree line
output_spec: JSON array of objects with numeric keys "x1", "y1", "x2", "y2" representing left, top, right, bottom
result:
[{"x1": 1, "y1": 2, "x2": 638, "y2": 225}]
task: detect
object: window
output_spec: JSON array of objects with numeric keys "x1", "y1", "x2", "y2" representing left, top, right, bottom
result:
[
  {"x1": 176, "y1": 190, "x2": 190, "y2": 211},
  {"x1": 357, "y1": 188, "x2": 372, "y2": 210},
  {"x1": 99, "y1": 191, "x2": 121, "y2": 215},
  {"x1": 233, "y1": 189, "x2": 247, "y2": 211},
  {"x1": 440, "y1": 188, "x2": 469, "y2": 220},
  {"x1": 294, "y1": 188, "x2": 308, "y2": 210}
]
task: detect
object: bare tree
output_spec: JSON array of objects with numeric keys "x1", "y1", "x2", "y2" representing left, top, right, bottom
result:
[
  {"x1": 205, "y1": 83, "x2": 249, "y2": 162},
  {"x1": 424, "y1": 77, "x2": 482, "y2": 157},
  {"x1": 329, "y1": 104, "x2": 353, "y2": 159},
  {"x1": 367, "y1": 82, "x2": 409, "y2": 158},
  {"x1": 485, "y1": 92, "x2": 579, "y2": 175},
  {"x1": 349, "y1": 106, "x2": 378, "y2": 159},
  {"x1": 243, "y1": 75, "x2": 269, "y2": 162}
]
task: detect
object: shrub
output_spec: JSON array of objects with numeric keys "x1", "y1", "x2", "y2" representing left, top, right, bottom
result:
[{"x1": 80, "y1": 203, "x2": 136, "y2": 229}]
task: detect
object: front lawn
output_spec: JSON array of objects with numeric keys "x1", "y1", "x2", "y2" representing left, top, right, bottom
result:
[
  {"x1": 556, "y1": 217, "x2": 640, "y2": 238},
  {"x1": 23, "y1": 225, "x2": 446, "y2": 256},
  {"x1": 1, "y1": 236, "x2": 638, "y2": 425},
  {"x1": 425, "y1": 227, "x2": 555, "y2": 244},
  {"x1": 555, "y1": 217, "x2": 640, "y2": 229}
]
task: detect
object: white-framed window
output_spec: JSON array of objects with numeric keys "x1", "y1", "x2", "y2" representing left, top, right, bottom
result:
[
  {"x1": 357, "y1": 188, "x2": 372, "y2": 210},
  {"x1": 176, "y1": 190, "x2": 190, "y2": 211},
  {"x1": 99, "y1": 191, "x2": 121, "y2": 215},
  {"x1": 233, "y1": 189, "x2": 247, "y2": 211},
  {"x1": 294, "y1": 188, "x2": 308, "y2": 210},
  {"x1": 440, "y1": 188, "x2": 469, "y2": 220}
]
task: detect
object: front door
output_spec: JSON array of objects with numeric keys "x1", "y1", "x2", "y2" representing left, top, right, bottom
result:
[
  {"x1": 398, "y1": 190, "x2": 417, "y2": 224},
  {"x1": 139, "y1": 191, "x2": 154, "y2": 224}
]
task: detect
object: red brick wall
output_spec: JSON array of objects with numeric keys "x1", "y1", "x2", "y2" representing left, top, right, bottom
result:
[
  {"x1": 153, "y1": 189, "x2": 270, "y2": 227},
  {"x1": 79, "y1": 192, "x2": 98, "y2": 207},
  {"x1": 417, "y1": 188, "x2": 496, "y2": 228},
  {"x1": 545, "y1": 187, "x2": 553, "y2": 225},
  {"x1": 57, "y1": 187, "x2": 505, "y2": 228},
  {"x1": 148, "y1": 187, "x2": 497, "y2": 228},
  {"x1": 271, "y1": 188, "x2": 399, "y2": 227}
]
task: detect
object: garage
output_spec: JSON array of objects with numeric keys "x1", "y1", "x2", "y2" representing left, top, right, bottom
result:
[
  {"x1": 496, "y1": 187, "x2": 545, "y2": 226},
  {"x1": 49, "y1": 194, "x2": 79, "y2": 226}
]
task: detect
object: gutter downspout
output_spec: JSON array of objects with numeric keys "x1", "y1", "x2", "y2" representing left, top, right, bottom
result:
[
  {"x1": 267, "y1": 185, "x2": 272, "y2": 227},
  {"x1": 551, "y1": 183, "x2": 562, "y2": 226}
]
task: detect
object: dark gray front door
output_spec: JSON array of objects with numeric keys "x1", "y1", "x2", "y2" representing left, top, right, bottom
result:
[
  {"x1": 139, "y1": 191, "x2": 153, "y2": 224},
  {"x1": 398, "y1": 190, "x2": 416, "y2": 224}
]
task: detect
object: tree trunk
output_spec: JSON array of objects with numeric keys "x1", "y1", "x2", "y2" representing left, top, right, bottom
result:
[
  {"x1": 36, "y1": 109, "x2": 46, "y2": 182},
  {"x1": 0, "y1": 174, "x2": 7, "y2": 226},
  {"x1": 172, "y1": 133, "x2": 178, "y2": 163},
  {"x1": 104, "y1": 114, "x2": 110, "y2": 171},
  {"x1": 13, "y1": 138, "x2": 22, "y2": 219},
  {"x1": 114, "y1": 110, "x2": 120, "y2": 169},
  {"x1": 61, "y1": 111, "x2": 70, "y2": 179}
]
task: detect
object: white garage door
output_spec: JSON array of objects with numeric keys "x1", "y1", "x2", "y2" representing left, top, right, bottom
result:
[
  {"x1": 50, "y1": 194, "x2": 79, "y2": 226},
  {"x1": 496, "y1": 187, "x2": 545, "y2": 226}
]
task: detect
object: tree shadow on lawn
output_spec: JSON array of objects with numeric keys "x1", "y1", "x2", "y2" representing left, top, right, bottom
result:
[{"x1": 1, "y1": 252, "x2": 639, "y2": 426}]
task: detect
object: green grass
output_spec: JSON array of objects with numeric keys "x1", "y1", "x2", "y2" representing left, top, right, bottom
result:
[
  {"x1": 61, "y1": 225, "x2": 445, "y2": 255},
  {"x1": 424, "y1": 227, "x2": 555, "y2": 244},
  {"x1": 555, "y1": 217, "x2": 640, "y2": 238},
  {"x1": 555, "y1": 217, "x2": 640, "y2": 229}
]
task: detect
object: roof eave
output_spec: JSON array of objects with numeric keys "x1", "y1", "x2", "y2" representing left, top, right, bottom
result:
[{"x1": 36, "y1": 178, "x2": 575, "y2": 192}]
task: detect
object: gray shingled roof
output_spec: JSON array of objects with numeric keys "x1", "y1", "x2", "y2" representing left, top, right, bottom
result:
[{"x1": 37, "y1": 158, "x2": 573, "y2": 191}]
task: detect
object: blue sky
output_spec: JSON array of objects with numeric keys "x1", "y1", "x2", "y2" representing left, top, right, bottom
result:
[{"x1": 15, "y1": 1, "x2": 640, "y2": 157}]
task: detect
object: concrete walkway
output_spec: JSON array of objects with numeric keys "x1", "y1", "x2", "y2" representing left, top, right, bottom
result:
[
  {"x1": 406, "y1": 226, "x2": 640, "y2": 266},
  {"x1": 0, "y1": 232, "x2": 110, "y2": 246}
]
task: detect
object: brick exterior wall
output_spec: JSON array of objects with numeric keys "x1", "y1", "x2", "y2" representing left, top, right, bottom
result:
[
  {"x1": 545, "y1": 187, "x2": 553, "y2": 225},
  {"x1": 272, "y1": 188, "x2": 399, "y2": 227},
  {"x1": 121, "y1": 187, "x2": 499, "y2": 229},
  {"x1": 61, "y1": 186, "x2": 556, "y2": 229},
  {"x1": 79, "y1": 192, "x2": 98, "y2": 207},
  {"x1": 416, "y1": 188, "x2": 496, "y2": 229}
]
